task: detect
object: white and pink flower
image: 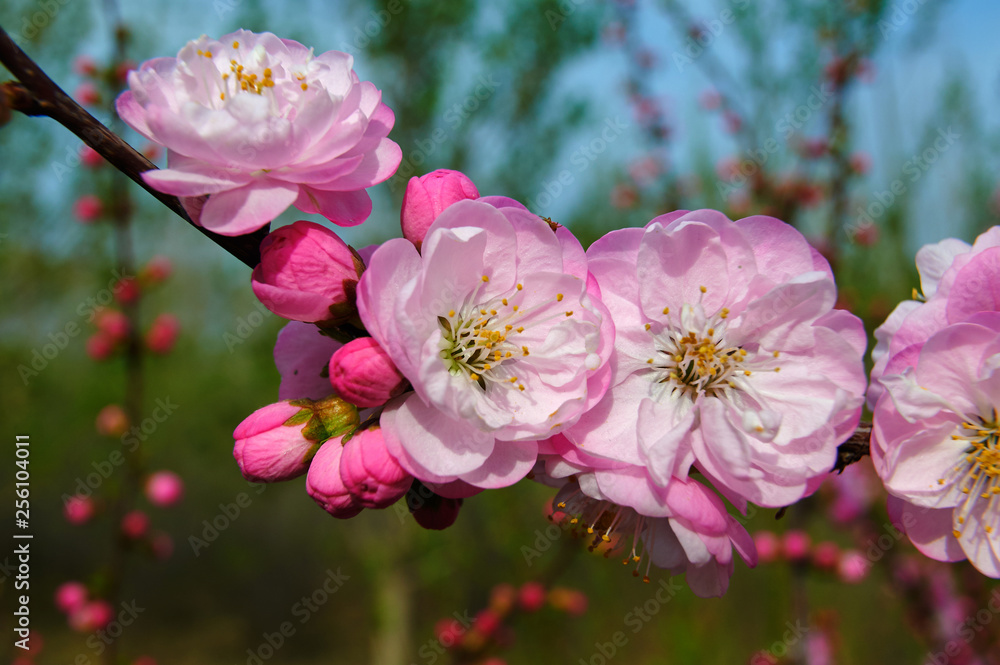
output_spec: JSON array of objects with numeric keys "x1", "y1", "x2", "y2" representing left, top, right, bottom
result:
[
  {"x1": 566, "y1": 209, "x2": 867, "y2": 507},
  {"x1": 117, "y1": 29, "x2": 401, "y2": 235},
  {"x1": 357, "y1": 198, "x2": 613, "y2": 490}
]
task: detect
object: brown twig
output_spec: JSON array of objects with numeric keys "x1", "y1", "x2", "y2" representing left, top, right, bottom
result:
[
  {"x1": 833, "y1": 422, "x2": 871, "y2": 473},
  {"x1": 0, "y1": 24, "x2": 267, "y2": 268}
]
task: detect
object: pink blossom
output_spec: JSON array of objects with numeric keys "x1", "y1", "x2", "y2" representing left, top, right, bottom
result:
[
  {"x1": 251, "y1": 221, "x2": 363, "y2": 324},
  {"x1": 74, "y1": 82, "x2": 100, "y2": 106},
  {"x1": 95, "y1": 308, "x2": 129, "y2": 341},
  {"x1": 837, "y1": 550, "x2": 869, "y2": 583},
  {"x1": 73, "y1": 195, "x2": 103, "y2": 223},
  {"x1": 115, "y1": 277, "x2": 141, "y2": 305},
  {"x1": 234, "y1": 398, "x2": 357, "y2": 482},
  {"x1": 141, "y1": 255, "x2": 173, "y2": 284},
  {"x1": 146, "y1": 313, "x2": 179, "y2": 354},
  {"x1": 753, "y1": 531, "x2": 780, "y2": 563},
  {"x1": 73, "y1": 55, "x2": 98, "y2": 77},
  {"x1": 121, "y1": 510, "x2": 150, "y2": 539},
  {"x1": 548, "y1": 587, "x2": 588, "y2": 615},
  {"x1": 95, "y1": 404, "x2": 129, "y2": 437},
  {"x1": 145, "y1": 470, "x2": 184, "y2": 507},
  {"x1": 80, "y1": 145, "x2": 105, "y2": 168},
  {"x1": 566, "y1": 209, "x2": 867, "y2": 508},
  {"x1": 358, "y1": 198, "x2": 613, "y2": 489},
  {"x1": 68, "y1": 600, "x2": 114, "y2": 632},
  {"x1": 55, "y1": 582, "x2": 89, "y2": 614},
  {"x1": 812, "y1": 541, "x2": 840, "y2": 570},
  {"x1": 401, "y1": 169, "x2": 479, "y2": 249},
  {"x1": 782, "y1": 530, "x2": 811, "y2": 562},
  {"x1": 116, "y1": 29, "x2": 401, "y2": 236},
  {"x1": 869, "y1": 227, "x2": 1000, "y2": 408},
  {"x1": 339, "y1": 426, "x2": 412, "y2": 508},
  {"x1": 872, "y1": 316, "x2": 1000, "y2": 576},
  {"x1": 64, "y1": 495, "x2": 95, "y2": 524},
  {"x1": 86, "y1": 332, "x2": 116, "y2": 360},
  {"x1": 473, "y1": 608, "x2": 501, "y2": 637},
  {"x1": 518, "y1": 582, "x2": 546, "y2": 612},
  {"x1": 328, "y1": 337, "x2": 407, "y2": 407},
  {"x1": 305, "y1": 438, "x2": 363, "y2": 518}
]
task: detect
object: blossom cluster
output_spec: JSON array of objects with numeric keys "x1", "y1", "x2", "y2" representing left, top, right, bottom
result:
[{"x1": 116, "y1": 29, "x2": 1000, "y2": 596}]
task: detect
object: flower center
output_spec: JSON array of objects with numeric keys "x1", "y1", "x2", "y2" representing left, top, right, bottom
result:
[
  {"x1": 437, "y1": 275, "x2": 575, "y2": 394},
  {"x1": 644, "y1": 292, "x2": 780, "y2": 403},
  {"x1": 554, "y1": 485, "x2": 654, "y2": 583},
  {"x1": 945, "y1": 413, "x2": 1000, "y2": 539},
  {"x1": 193, "y1": 40, "x2": 311, "y2": 106}
]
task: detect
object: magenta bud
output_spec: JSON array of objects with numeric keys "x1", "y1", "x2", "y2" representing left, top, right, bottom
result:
[
  {"x1": 233, "y1": 401, "x2": 324, "y2": 483},
  {"x1": 339, "y1": 427, "x2": 412, "y2": 508},
  {"x1": 329, "y1": 337, "x2": 407, "y2": 408},
  {"x1": 306, "y1": 438, "x2": 363, "y2": 518},
  {"x1": 55, "y1": 582, "x2": 89, "y2": 615},
  {"x1": 406, "y1": 480, "x2": 462, "y2": 530},
  {"x1": 144, "y1": 470, "x2": 184, "y2": 507},
  {"x1": 251, "y1": 220, "x2": 364, "y2": 325},
  {"x1": 401, "y1": 169, "x2": 479, "y2": 250}
]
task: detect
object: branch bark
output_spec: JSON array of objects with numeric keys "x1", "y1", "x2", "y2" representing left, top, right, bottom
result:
[{"x1": 0, "y1": 24, "x2": 267, "y2": 268}]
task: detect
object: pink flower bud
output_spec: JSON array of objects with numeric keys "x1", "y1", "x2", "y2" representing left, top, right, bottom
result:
[
  {"x1": 518, "y1": 582, "x2": 546, "y2": 612},
  {"x1": 121, "y1": 510, "x2": 149, "y2": 539},
  {"x1": 401, "y1": 170, "x2": 479, "y2": 250},
  {"x1": 146, "y1": 313, "x2": 179, "y2": 354},
  {"x1": 55, "y1": 582, "x2": 89, "y2": 614},
  {"x1": 86, "y1": 332, "x2": 116, "y2": 361},
  {"x1": 115, "y1": 277, "x2": 141, "y2": 305},
  {"x1": 339, "y1": 427, "x2": 412, "y2": 508},
  {"x1": 233, "y1": 401, "x2": 328, "y2": 483},
  {"x1": 141, "y1": 255, "x2": 172, "y2": 284},
  {"x1": 64, "y1": 495, "x2": 95, "y2": 524},
  {"x1": 753, "y1": 531, "x2": 780, "y2": 564},
  {"x1": 95, "y1": 404, "x2": 129, "y2": 437},
  {"x1": 849, "y1": 152, "x2": 871, "y2": 176},
  {"x1": 837, "y1": 550, "x2": 869, "y2": 583},
  {"x1": 95, "y1": 308, "x2": 130, "y2": 341},
  {"x1": 145, "y1": 470, "x2": 184, "y2": 507},
  {"x1": 74, "y1": 82, "x2": 101, "y2": 106},
  {"x1": 812, "y1": 541, "x2": 840, "y2": 570},
  {"x1": 73, "y1": 195, "x2": 103, "y2": 223},
  {"x1": 73, "y1": 55, "x2": 98, "y2": 77},
  {"x1": 406, "y1": 482, "x2": 462, "y2": 530},
  {"x1": 306, "y1": 438, "x2": 363, "y2": 518},
  {"x1": 80, "y1": 145, "x2": 105, "y2": 168},
  {"x1": 68, "y1": 600, "x2": 113, "y2": 632},
  {"x1": 782, "y1": 530, "x2": 812, "y2": 563},
  {"x1": 251, "y1": 221, "x2": 363, "y2": 325},
  {"x1": 434, "y1": 618, "x2": 465, "y2": 647},
  {"x1": 328, "y1": 337, "x2": 407, "y2": 408},
  {"x1": 489, "y1": 583, "x2": 517, "y2": 614}
]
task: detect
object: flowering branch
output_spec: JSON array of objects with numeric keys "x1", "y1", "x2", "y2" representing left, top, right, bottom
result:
[
  {"x1": 833, "y1": 422, "x2": 871, "y2": 474},
  {"x1": 0, "y1": 24, "x2": 267, "y2": 268}
]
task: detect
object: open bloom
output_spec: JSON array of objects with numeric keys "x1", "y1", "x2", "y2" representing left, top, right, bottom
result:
[
  {"x1": 116, "y1": 29, "x2": 401, "y2": 235},
  {"x1": 357, "y1": 198, "x2": 613, "y2": 489},
  {"x1": 538, "y1": 436, "x2": 756, "y2": 597},
  {"x1": 566, "y1": 209, "x2": 867, "y2": 507},
  {"x1": 869, "y1": 227, "x2": 1000, "y2": 407},
  {"x1": 872, "y1": 315, "x2": 1000, "y2": 576}
]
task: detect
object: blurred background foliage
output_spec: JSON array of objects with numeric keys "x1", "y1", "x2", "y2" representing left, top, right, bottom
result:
[{"x1": 2, "y1": 0, "x2": 1000, "y2": 663}]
